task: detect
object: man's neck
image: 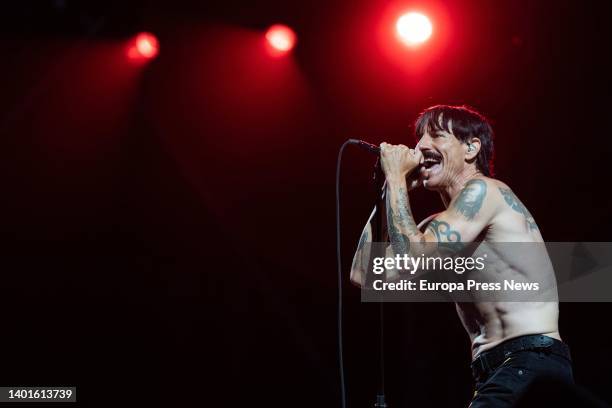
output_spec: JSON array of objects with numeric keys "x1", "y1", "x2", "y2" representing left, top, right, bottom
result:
[{"x1": 439, "y1": 167, "x2": 483, "y2": 208}]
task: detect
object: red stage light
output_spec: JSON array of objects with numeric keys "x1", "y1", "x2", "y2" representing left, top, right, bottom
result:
[
  {"x1": 396, "y1": 12, "x2": 432, "y2": 46},
  {"x1": 127, "y1": 32, "x2": 159, "y2": 61},
  {"x1": 265, "y1": 24, "x2": 296, "y2": 54}
]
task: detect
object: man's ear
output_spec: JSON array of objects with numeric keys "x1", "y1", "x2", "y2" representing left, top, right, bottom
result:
[{"x1": 465, "y1": 137, "x2": 481, "y2": 161}]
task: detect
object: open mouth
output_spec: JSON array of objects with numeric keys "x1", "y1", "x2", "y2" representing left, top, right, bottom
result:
[{"x1": 421, "y1": 150, "x2": 443, "y2": 173}]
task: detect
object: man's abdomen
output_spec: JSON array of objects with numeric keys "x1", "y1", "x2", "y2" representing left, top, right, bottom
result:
[{"x1": 456, "y1": 301, "x2": 560, "y2": 360}]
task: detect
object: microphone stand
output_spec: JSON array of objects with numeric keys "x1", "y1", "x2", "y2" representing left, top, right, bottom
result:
[{"x1": 370, "y1": 157, "x2": 388, "y2": 408}]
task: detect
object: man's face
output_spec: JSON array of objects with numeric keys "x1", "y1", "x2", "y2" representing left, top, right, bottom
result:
[{"x1": 416, "y1": 120, "x2": 467, "y2": 190}]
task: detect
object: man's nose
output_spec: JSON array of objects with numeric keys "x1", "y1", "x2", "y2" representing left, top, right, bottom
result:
[{"x1": 416, "y1": 136, "x2": 432, "y2": 151}]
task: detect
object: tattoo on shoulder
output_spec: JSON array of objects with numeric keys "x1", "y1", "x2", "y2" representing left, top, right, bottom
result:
[
  {"x1": 453, "y1": 179, "x2": 487, "y2": 220},
  {"x1": 427, "y1": 219, "x2": 465, "y2": 253},
  {"x1": 498, "y1": 187, "x2": 539, "y2": 231}
]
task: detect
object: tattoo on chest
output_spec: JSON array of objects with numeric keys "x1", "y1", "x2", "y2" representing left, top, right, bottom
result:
[
  {"x1": 453, "y1": 179, "x2": 487, "y2": 220},
  {"x1": 498, "y1": 187, "x2": 539, "y2": 231}
]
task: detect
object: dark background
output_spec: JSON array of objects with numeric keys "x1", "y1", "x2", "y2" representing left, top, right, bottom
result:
[{"x1": 0, "y1": 0, "x2": 611, "y2": 406}]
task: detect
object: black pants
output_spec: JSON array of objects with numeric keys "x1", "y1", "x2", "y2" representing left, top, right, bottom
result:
[{"x1": 469, "y1": 339, "x2": 573, "y2": 407}]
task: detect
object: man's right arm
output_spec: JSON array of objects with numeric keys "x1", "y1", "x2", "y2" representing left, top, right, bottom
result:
[
  {"x1": 350, "y1": 175, "x2": 422, "y2": 287},
  {"x1": 350, "y1": 206, "x2": 439, "y2": 286}
]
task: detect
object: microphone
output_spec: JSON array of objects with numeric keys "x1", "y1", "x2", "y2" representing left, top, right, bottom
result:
[{"x1": 348, "y1": 139, "x2": 380, "y2": 155}]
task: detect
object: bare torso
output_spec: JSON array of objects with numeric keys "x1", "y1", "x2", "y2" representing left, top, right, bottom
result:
[{"x1": 420, "y1": 178, "x2": 561, "y2": 360}]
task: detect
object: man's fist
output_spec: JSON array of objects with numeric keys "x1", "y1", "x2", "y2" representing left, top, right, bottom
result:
[{"x1": 380, "y1": 142, "x2": 422, "y2": 183}]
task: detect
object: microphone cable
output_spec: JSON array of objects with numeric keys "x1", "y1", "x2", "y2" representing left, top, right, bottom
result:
[{"x1": 335, "y1": 140, "x2": 352, "y2": 408}]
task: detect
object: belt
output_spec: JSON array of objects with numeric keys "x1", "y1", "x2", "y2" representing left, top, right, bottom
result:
[{"x1": 471, "y1": 334, "x2": 571, "y2": 382}]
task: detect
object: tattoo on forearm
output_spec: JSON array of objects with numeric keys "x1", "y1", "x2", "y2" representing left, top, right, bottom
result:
[
  {"x1": 397, "y1": 188, "x2": 420, "y2": 236},
  {"x1": 427, "y1": 219, "x2": 465, "y2": 253},
  {"x1": 453, "y1": 179, "x2": 487, "y2": 220},
  {"x1": 498, "y1": 187, "x2": 539, "y2": 231},
  {"x1": 388, "y1": 209, "x2": 409, "y2": 255},
  {"x1": 386, "y1": 188, "x2": 416, "y2": 256}
]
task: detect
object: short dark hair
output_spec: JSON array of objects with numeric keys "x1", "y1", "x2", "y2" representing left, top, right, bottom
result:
[{"x1": 415, "y1": 105, "x2": 495, "y2": 177}]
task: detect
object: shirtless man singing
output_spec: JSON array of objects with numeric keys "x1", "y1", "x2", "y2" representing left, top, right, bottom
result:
[{"x1": 350, "y1": 105, "x2": 573, "y2": 407}]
